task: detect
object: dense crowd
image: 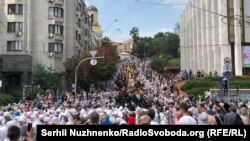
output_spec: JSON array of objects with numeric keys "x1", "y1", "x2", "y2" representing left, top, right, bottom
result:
[{"x1": 0, "y1": 58, "x2": 250, "y2": 140}]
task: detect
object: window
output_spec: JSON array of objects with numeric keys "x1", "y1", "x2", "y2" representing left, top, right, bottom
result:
[
  {"x1": 48, "y1": 43, "x2": 63, "y2": 53},
  {"x1": 7, "y1": 41, "x2": 22, "y2": 51},
  {"x1": 76, "y1": 31, "x2": 78, "y2": 39},
  {"x1": 85, "y1": 29, "x2": 88, "y2": 36},
  {"x1": 125, "y1": 46, "x2": 128, "y2": 51},
  {"x1": 91, "y1": 14, "x2": 94, "y2": 23},
  {"x1": 77, "y1": 3, "x2": 81, "y2": 11},
  {"x1": 8, "y1": 4, "x2": 23, "y2": 14},
  {"x1": 49, "y1": 7, "x2": 64, "y2": 17},
  {"x1": 85, "y1": 17, "x2": 88, "y2": 24},
  {"x1": 78, "y1": 18, "x2": 81, "y2": 27},
  {"x1": 7, "y1": 22, "x2": 23, "y2": 32},
  {"x1": 78, "y1": 34, "x2": 81, "y2": 41},
  {"x1": 49, "y1": 25, "x2": 63, "y2": 35}
]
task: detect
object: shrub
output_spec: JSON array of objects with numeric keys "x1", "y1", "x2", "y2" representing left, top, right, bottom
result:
[
  {"x1": 0, "y1": 93, "x2": 13, "y2": 106},
  {"x1": 25, "y1": 87, "x2": 44, "y2": 101},
  {"x1": 181, "y1": 78, "x2": 250, "y2": 98}
]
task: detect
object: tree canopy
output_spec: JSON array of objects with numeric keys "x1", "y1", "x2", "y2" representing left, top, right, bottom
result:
[
  {"x1": 63, "y1": 44, "x2": 118, "y2": 92},
  {"x1": 33, "y1": 64, "x2": 60, "y2": 91},
  {"x1": 130, "y1": 27, "x2": 180, "y2": 73}
]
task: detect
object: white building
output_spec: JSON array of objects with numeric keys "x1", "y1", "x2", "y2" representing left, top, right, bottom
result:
[
  {"x1": 0, "y1": 0, "x2": 92, "y2": 93},
  {"x1": 180, "y1": 0, "x2": 250, "y2": 76}
]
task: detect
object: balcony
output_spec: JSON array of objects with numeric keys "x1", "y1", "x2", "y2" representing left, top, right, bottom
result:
[
  {"x1": 48, "y1": 0, "x2": 64, "y2": 5},
  {"x1": 48, "y1": 16, "x2": 64, "y2": 23},
  {"x1": 48, "y1": 34, "x2": 64, "y2": 41}
]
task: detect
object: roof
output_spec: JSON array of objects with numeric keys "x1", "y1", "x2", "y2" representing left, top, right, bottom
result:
[{"x1": 88, "y1": 5, "x2": 98, "y2": 12}]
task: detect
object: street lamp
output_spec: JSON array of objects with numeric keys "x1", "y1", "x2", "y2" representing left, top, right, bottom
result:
[
  {"x1": 74, "y1": 50, "x2": 104, "y2": 102},
  {"x1": 102, "y1": 19, "x2": 118, "y2": 34},
  {"x1": 111, "y1": 29, "x2": 122, "y2": 42},
  {"x1": 108, "y1": 28, "x2": 121, "y2": 39}
]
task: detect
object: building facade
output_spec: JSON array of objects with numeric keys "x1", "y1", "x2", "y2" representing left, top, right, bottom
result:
[
  {"x1": 116, "y1": 39, "x2": 134, "y2": 55},
  {"x1": 0, "y1": 0, "x2": 92, "y2": 93},
  {"x1": 180, "y1": 0, "x2": 250, "y2": 76},
  {"x1": 87, "y1": 5, "x2": 102, "y2": 45}
]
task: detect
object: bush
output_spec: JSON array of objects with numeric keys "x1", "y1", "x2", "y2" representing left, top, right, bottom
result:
[
  {"x1": 181, "y1": 78, "x2": 250, "y2": 98},
  {"x1": 25, "y1": 87, "x2": 44, "y2": 101},
  {"x1": 151, "y1": 57, "x2": 169, "y2": 74},
  {"x1": 11, "y1": 93, "x2": 22, "y2": 103},
  {"x1": 168, "y1": 58, "x2": 180, "y2": 67},
  {"x1": 194, "y1": 76, "x2": 250, "y2": 82},
  {"x1": 0, "y1": 93, "x2": 13, "y2": 106}
]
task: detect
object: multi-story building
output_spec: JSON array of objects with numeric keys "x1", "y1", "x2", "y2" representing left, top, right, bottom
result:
[
  {"x1": 180, "y1": 0, "x2": 250, "y2": 76},
  {"x1": 0, "y1": 0, "x2": 92, "y2": 93},
  {"x1": 87, "y1": 5, "x2": 102, "y2": 45},
  {"x1": 116, "y1": 39, "x2": 134, "y2": 55}
]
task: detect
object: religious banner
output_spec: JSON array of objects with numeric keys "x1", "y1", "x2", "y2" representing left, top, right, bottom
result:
[{"x1": 128, "y1": 78, "x2": 135, "y2": 90}]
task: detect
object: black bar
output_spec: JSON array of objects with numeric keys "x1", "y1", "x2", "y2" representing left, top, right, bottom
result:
[{"x1": 37, "y1": 125, "x2": 250, "y2": 140}]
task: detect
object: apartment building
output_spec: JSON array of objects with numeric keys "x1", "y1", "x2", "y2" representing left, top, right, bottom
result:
[{"x1": 0, "y1": 0, "x2": 92, "y2": 93}]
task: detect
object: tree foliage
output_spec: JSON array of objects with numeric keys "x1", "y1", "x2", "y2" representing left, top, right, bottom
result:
[
  {"x1": 63, "y1": 44, "x2": 118, "y2": 92},
  {"x1": 130, "y1": 27, "x2": 180, "y2": 73},
  {"x1": 130, "y1": 27, "x2": 140, "y2": 44},
  {"x1": 25, "y1": 87, "x2": 44, "y2": 101},
  {"x1": 101, "y1": 36, "x2": 112, "y2": 46},
  {"x1": 151, "y1": 57, "x2": 169, "y2": 74},
  {"x1": 33, "y1": 64, "x2": 61, "y2": 91},
  {"x1": 131, "y1": 31, "x2": 180, "y2": 59}
]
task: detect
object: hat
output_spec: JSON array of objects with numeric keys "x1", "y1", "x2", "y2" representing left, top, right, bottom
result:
[
  {"x1": 39, "y1": 115, "x2": 45, "y2": 120},
  {"x1": 18, "y1": 116, "x2": 27, "y2": 123},
  {"x1": 3, "y1": 112, "x2": 12, "y2": 117},
  {"x1": 119, "y1": 120, "x2": 127, "y2": 125},
  {"x1": 14, "y1": 111, "x2": 20, "y2": 117},
  {"x1": 44, "y1": 117, "x2": 51, "y2": 123}
]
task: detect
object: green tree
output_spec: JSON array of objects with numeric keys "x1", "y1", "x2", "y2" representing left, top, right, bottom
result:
[
  {"x1": 130, "y1": 27, "x2": 140, "y2": 44},
  {"x1": 63, "y1": 44, "x2": 118, "y2": 92},
  {"x1": 25, "y1": 87, "x2": 44, "y2": 100},
  {"x1": 174, "y1": 23, "x2": 180, "y2": 35},
  {"x1": 152, "y1": 32, "x2": 180, "y2": 58},
  {"x1": 151, "y1": 56, "x2": 169, "y2": 74},
  {"x1": 102, "y1": 36, "x2": 112, "y2": 46},
  {"x1": 33, "y1": 64, "x2": 60, "y2": 91}
]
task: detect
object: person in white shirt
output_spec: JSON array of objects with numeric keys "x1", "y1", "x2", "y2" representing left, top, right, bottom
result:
[
  {"x1": 179, "y1": 103, "x2": 197, "y2": 125},
  {"x1": 147, "y1": 109, "x2": 159, "y2": 125}
]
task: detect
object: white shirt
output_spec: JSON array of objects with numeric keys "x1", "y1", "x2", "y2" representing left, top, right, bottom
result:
[
  {"x1": 179, "y1": 115, "x2": 197, "y2": 125},
  {"x1": 150, "y1": 121, "x2": 159, "y2": 125}
]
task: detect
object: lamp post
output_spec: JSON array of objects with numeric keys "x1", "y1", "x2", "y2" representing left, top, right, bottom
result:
[
  {"x1": 108, "y1": 28, "x2": 121, "y2": 39},
  {"x1": 74, "y1": 50, "x2": 104, "y2": 101},
  {"x1": 102, "y1": 19, "x2": 118, "y2": 34},
  {"x1": 111, "y1": 29, "x2": 122, "y2": 42}
]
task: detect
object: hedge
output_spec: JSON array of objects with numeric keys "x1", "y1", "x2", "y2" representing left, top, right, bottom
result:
[
  {"x1": 192, "y1": 76, "x2": 250, "y2": 82},
  {"x1": 181, "y1": 77, "x2": 250, "y2": 98}
]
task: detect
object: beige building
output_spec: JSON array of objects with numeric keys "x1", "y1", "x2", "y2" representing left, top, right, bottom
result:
[
  {"x1": 116, "y1": 39, "x2": 134, "y2": 55},
  {"x1": 180, "y1": 0, "x2": 250, "y2": 76},
  {"x1": 87, "y1": 5, "x2": 102, "y2": 45},
  {"x1": 0, "y1": 0, "x2": 92, "y2": 93}
]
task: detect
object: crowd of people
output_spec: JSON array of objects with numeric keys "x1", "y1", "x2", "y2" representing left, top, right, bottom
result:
[
  {"x1": 180, "y1": 69, "x2": 219, "y2": 80},
  {"x1": 0, "y1": 57, "x2": 250, "y2": 140}
]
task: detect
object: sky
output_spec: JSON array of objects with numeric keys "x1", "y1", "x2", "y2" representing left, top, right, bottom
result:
[{"x1": 85, "y1": 0, "x2": 189, "y2": 42}]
